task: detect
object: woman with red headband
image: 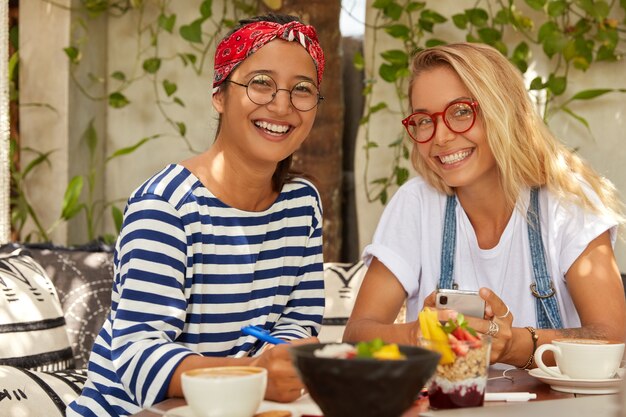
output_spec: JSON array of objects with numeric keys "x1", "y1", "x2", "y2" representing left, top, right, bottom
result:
[{"x1": 69, "y1": 13, "x2": 326, "y2": 417}]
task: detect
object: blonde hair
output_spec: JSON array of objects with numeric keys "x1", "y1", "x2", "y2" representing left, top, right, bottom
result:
[{"x1": 408, "y1": 42, "x2": 624, "y2": 223}]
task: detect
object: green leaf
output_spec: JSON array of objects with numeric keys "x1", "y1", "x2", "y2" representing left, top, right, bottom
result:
[
  {"x1": 64, "y1": 46, "x2": 80, "y2": 64},
  {"x1": 158, "y1": 13, "x2": 176, "y2": 33},
  {"x1": 406, "y1": 2, "x2": 426, "y2": 13},
  {"x1": 108, "y1": 92, "x2": 130, "y2": 108},
  {"x1": 107, "y1": 135, "x2": 160, "y2": 161},
  {"x1": 163, "y1": 79, "x2": 177, "y2": 96},
  {"x1": 370, "y1": 102, "x2": 388, "y2": 114},
  {"x1": 419, "y1": 18, "x2": 434, "y2": 33},
  {"x1": 111, "y1": 71, "x2": 126, "y2": 81},
  {"x1": 547, "y1": 0, "x2": 567, "y2": 17},
  {"x1": 180, "y1": 19, "x2": 203, "y2": 43},
  {"x1": 82, "y1": 118, "x2": 97, "y2": 155},
  {"x1": 143, "y1": 57, "x2": 161, "y2": 74},
  {"x1": 173, "y1": 97, "x2": 185, "y2": 107},
  {"x1": 384, "y1": 3, "x2": 403, "y2": 20},
  {"x1": 395, "y1": 167, "x2": 409, "y2": 185},
  {"x1": 200, "y1": 0, "x2": 213, "y2": 19},
  {"x1": 542, "y1": 31, "x2": 567, "y2": 58},
  {"x1": 572, "y1": 56, "x2": 590, "y2": 70},
  {"x1": 61, "y1": 176, "x2": 84, "y2": 220},
  {"x1": 372, "y1": 0, "x2": 392, "y2": 9},
  {"x1": 465, "y1": 8, "x2": 489, "y2": 27},
  {"x1": 421, "y1": 9, "x2": 447, "y2": 24},
  {"x1": 385, "y1": 24, "x2": 410, "y2": 40},
  {"x1": 452, "y1": 13, "x2": 468, "y2": 29},
  {"x1": 379, "y1": 63, "x2": 400, "y2": 82},
  {"x1": 494, "y1": 9, "x2": 511, "y2": 25},
  {"x1": 111, "y1": 205, "x2": 123, "y2": 233},
  {"x1": 477, "y1": 27, "x2": 502, "y2": 44},
  {"x1": 529, "y1": 76, "x2": 544, "y2": 90},
  {"x1": 177, "y1": 122, "x2": 187, "y2": 136},
  {"x1": 178, "y1": 53, "x2": 198, "y2": 67},
  {"x1": 102, "y1": 234, "x2": 117, "y2": 246},
  {"x1": 538, "y1": 21, "x2": 558, "y2": 43},
  {"x1": 524, "y1": 0, "x2": 546, "y2": 11},
  {"x1": 596, "y1": 45, "x2": 617, "y2": 62},
  {"x1": 561, "y1": 106, "x2": 591, "y2": 132},
  {"x1": 568, "y1": 88, "x2": 614, "y2": 101},
  {"x1": 547, "y1": 74, "x2": 567, "y2": 96},
  {"x1": 380, "y1": 49, "x2": 408, "y2": 66},
  {"x1": 425, "y1": 38, "x2": 447, "y2": 47},
  {"x1": 22, "y1": 150, "x2": 54, "y2": 179},
  {"x1": 512, "y1": 42, "x2": 530, "y2": 61},
  {"x1": 579, "y1": 0, "x2": 609, "y2": 20},
  {"x1": 353, "y1": 50, "x2": 364, "y2": 71},
  {"x1": 380, "y1": 189, "x2": 388, "y2": 205}
]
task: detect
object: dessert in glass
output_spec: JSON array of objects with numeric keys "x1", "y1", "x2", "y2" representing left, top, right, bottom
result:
[{"x1": 418, "y1": 308, "x2": 491, "y2": 409}]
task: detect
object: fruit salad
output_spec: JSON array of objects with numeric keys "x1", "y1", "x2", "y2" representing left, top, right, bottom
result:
[
  {"x1": 314, "y1": 338, "x2": 406, "y2": 360},
  {"x1": 419, "y1": 308, "x2": 491, "y2": 409}
]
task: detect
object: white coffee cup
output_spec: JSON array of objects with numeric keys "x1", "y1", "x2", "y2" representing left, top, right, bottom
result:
[
  {"x1": 534, "y1": 338, "x2": 625, "y2": 380},
  {"x1": 181, "y1": 366, "x2": 267, "y2": 417}
]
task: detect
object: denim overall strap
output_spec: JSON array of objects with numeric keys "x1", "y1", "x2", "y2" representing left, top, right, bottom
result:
[
  {"x1": 438, "y1": 194, "x2": 457, "y2": 289},
  {"x1": 527, "y1": 187, "x2": 564, "y2": 329}
]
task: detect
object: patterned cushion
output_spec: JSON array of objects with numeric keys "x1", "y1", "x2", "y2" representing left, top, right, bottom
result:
[
  {"x1": 0, "y1": 250, "x2": 74, "y2": 371},
  {"x1": 13, "y1": 244, "x2": 114, "y2": 369},
  {"x1": 319, "y1": 261, "x2": 407, "y2": 343},
  {"x1": 318, "y1": 261, "x2": 368, "y2": 343},
  {"x1": 0, "y1": 366, "x2": 86, "y2": 417}
]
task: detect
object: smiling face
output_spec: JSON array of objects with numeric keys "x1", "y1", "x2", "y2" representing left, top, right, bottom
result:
[
  {"x1": 410, "y1": 65, "x2": 498, "y2": 191},
  {"x1": 212, "y1": 40, "x2": 319, "y2": 168}
]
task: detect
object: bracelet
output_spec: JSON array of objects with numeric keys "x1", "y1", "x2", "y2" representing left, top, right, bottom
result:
[{"x1": 520, "y1": 326, "x2": 539, "y2": 370}]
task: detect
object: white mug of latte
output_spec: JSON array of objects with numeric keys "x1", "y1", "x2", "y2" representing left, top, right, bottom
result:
[
  {"x1": 182, "y1": 366, "x2": 267, "y2": 417},
  {"x1": 534, "y1": 338, "x2": 624, "y2": 380}
]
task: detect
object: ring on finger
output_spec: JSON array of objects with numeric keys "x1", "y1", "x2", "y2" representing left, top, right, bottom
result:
[
  {"x1": 486, "y1": 320, "x2": 500, "y2": 337},
  {"x1": 496, "y1": 304, "x2": 510, "y2": 319}
]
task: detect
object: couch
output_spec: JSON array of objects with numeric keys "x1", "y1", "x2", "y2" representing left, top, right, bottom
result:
[{"x1": 0, "y1": 242, "x2": 379, "y2": 416}]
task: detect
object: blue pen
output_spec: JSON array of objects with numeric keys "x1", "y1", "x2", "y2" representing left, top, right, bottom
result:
[{"x1": 241, "y1": 325, "x2": 288, "y2": 345}]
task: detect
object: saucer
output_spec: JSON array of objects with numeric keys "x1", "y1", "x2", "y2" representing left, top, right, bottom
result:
[
  {"x1": 164, "y1": 406, "x2": 194, "y2": 417},
  {"x1": 528, "y1": 367, "x2": 624, "y2": 395},
  {"x1": 164, "y1": 394, "x2": 322, "y2": 417}
]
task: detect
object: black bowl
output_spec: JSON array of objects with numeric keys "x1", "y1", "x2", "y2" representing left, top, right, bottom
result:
[{"x1": 290, "y1": 343, "x2": 441, "y2": 417}]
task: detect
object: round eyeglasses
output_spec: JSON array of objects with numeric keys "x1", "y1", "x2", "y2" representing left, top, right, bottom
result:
[
  {"x1": 401, "y1": 101, "x2": 479, "y2": 143},
  {"x1": 226, "y1": 74, "x2": 323, "y2": 112}
]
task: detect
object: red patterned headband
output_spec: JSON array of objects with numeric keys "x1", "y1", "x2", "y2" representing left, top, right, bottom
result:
[{"x1": 212, "y1": 20, "x2": 325, "y2": 94}]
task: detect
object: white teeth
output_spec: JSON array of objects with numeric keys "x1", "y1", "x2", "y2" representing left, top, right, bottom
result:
[
  {"x1": 439, "y1": 150, "x2": 471, "y2": 164},
  {"x1": 255, "y1": 120, "x2": 289, "y2": 134}
]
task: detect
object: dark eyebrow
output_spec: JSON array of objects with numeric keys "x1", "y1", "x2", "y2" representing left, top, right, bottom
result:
[
  {"x1": 242, "y1": 69, "x2": 316, "y2": 85},
  {"x1": 412, "y1": 96, "x2": 474, "y2": 113}
]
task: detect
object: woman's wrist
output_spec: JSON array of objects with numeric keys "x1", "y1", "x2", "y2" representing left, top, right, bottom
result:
[{"x1": 519, "y1": 326, "x2": 538, "y2": 369}]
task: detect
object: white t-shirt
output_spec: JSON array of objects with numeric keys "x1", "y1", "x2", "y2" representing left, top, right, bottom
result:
[{"x1": 362, "y1": 176, "x2": 618, "y2": 328}]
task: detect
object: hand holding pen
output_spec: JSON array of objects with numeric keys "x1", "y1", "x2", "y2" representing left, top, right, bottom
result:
[{"x1": 241, "y1": 325, "x2": 288, "y2": 345}]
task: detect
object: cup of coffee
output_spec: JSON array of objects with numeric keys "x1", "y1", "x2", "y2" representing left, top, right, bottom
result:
[
  {"x1": 181, "y1": 366, "x2": 267, "y2": 417},
  {"x1": 534, "y1": 338, "x2": 625, "y2": 380}
]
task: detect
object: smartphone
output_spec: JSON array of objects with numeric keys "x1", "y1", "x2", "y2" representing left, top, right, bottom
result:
[{"x1": 435, "y1": 289, "x2": 485, "y2": 318}]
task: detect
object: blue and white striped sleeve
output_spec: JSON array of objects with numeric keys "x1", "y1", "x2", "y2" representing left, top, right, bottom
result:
[
  {"x1": 111, "y1": 195, "x2": 197, "y2": 407},
  {"x1": 270, "y1": 187, "x2": 325, "y2": 341}
]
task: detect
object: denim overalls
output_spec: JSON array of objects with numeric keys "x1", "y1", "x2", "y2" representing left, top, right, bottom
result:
[{"x1": 437, "y1": 188, "x2": 563, "y2": 328}]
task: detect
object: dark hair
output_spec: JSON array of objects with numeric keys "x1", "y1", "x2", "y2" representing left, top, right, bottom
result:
[
  {"x1": 215, "y1": 13, "x2": 306, "y2": 192},
  {"x1": 226, "y1": 13, "x2": 301, "y2": 36}
]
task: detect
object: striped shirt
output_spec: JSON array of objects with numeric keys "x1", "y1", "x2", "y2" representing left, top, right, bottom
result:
[{"x1": 68, "y1": 164, "x2": 325, "y2": 417}]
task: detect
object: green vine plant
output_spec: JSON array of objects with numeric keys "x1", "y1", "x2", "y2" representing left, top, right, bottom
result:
[
  {"x1": 12, "y1": 0, "x2": 262, "y2": 244},
  {"x1": 358, "y1": 0, "x2": 626, "y2": 205}
]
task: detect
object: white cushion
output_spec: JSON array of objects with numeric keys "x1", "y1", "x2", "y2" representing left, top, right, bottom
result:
[
  {"x1": 0, "y1": 250, "x2": 73, "y2": 371},
  {"x1": 319, "y1": 261, "x2": 367, "y2": 343},
  {"x1": 0, "y1": 366, "x2": 86, "y2": 417}
]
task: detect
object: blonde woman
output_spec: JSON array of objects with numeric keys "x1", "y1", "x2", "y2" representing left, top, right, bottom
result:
[{"x1": 344, "y1": 42, "x2": 626, "y2": 369}]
